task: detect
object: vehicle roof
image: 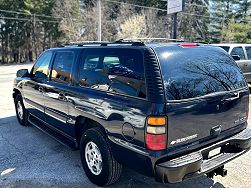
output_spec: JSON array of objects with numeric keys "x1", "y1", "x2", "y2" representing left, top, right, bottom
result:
[{"x1": 48, "y1": 42, "x2": 212, "y2": 50}]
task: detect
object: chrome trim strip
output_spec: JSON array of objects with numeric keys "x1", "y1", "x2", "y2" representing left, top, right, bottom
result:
[
  {"x1": 25, "y1": 101, "x2": 44, "y2": 113},
  {"x1": 108, "y1": 136, "x2": 148, "y2": 155},
  {"x1": 44, "y1": 109, "x2": 67, "y2": 124}
]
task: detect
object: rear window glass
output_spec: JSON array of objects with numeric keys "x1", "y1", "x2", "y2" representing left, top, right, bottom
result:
[{"x1": 155, "y1": 46, "x2": 247, "y2": 101}]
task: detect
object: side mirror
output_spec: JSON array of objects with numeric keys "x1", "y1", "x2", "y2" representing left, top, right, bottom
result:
[
  {"x1": 232, "y1": 55, "x2": 241, "y2": 61},
  {"x1": 16, "y1": 69, "x2": 29, "y2": 77}
]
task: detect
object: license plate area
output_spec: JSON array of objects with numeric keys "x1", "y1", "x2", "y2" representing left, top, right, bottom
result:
[{"x1": 208, "y1": 147, "x2": 221, "y2": 158}]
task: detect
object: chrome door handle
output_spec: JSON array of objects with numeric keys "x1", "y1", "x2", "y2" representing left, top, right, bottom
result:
[{"x1": 58, "y1": 92, "x2": 67, "y2": 101}]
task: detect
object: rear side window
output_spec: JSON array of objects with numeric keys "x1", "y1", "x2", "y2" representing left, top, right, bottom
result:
[
  {"x1": 231, "y1": 47, "x2": 245, "y2": 60},
  {"x1": 155, "y1": 46, "x2": 247, "y2": 101},
  {"x1": 79, "y1": 48, "x2": 146, "y2": 98},
  {"x1": 245, "y1": 47, "x2": 251, "y2": 60},
  {"x1": 51, "y1": 51, "x2": 74, "y2": 84}
]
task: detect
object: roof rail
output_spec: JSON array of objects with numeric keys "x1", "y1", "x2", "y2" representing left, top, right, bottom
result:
[
  {"x1": 59, "y1": 40, "x2": 146, "y2": 47},
  {"x1": 61, "y1": 41, "x2": 110, "y2": 47},
  {"x1": 113, "y1": 39, "x2": 145, "y2": 46},
  {"x1": 118, "y1": 38, "x2": 185, "y2": 42}
]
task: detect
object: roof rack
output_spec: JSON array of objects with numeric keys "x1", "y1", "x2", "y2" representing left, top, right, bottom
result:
[
  {"x1": 59, "y1": 40, "x2": 146, "y2": 47},
  {"x1": 118, "y1": 38, "x2": 185, "y2": 42},
  {"x1": 61, "y1": 41, "x2": 110, "y2": 47},
  {"x1": 58, "y1": 38, "x2": 186, "y2": 48}
]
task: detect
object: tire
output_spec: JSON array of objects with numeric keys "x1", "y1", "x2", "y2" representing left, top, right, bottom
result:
[
  {"x1": 80, "y1": 127, "x2": 122, "y2": 186},
  {"x1": 14, "y1": 94, "x2": 28, "y2": 126}
]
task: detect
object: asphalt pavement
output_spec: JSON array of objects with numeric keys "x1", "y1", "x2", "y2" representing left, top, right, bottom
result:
[{"x1": 0, "y1": 64, "x2": 250, "y2": 188}]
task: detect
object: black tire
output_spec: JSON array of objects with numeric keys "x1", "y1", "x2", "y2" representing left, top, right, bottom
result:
[
  {"x1": 80, "y1": 127, "x2": 122, "y2": 186},
  {"x1": 14, "y1": 94, "x2": 28, "y2": 126}
]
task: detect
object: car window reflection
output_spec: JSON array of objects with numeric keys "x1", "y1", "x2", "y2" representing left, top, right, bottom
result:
[
  {"x1": 79, "y1": 49, "x2": 146, "y2": 98},
  {"x1": 156, "y1": 46, "x2": 246, "y2": 100}
]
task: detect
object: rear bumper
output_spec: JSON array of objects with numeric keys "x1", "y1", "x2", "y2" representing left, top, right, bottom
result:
[{"x1": 155, "y1": 128, "x2": 251, "y2": 183}]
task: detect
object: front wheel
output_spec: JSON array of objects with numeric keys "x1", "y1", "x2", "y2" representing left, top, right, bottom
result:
[
  {"x1": 14, "y1": 94, "x2": 28, "y2": 126},
  {"x1": 80, "y1": 127, "x2": 122, "y2": 186}
]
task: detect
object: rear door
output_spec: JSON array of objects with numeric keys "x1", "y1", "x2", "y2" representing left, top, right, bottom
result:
[
  {"x1": 67, "y1": 48, "x2": 149, "y2": 148},
  {"x1": 43, "y1": 50, "x2": 76, "y2": 136},
  {"x1": 230, "y1": 46, "x2": 251, "y2": 82},
  {"x1": 155, "y1": 45, "x2": 249, "y2": 147}
]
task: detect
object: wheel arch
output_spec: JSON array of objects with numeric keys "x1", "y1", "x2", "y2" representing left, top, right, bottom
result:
[{"x1": 75, "y1": 115, "x2": 107, "y2": 143}]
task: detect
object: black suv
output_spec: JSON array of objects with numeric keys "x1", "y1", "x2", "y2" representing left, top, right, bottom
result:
[{"x1": 13, "y1": 41, "x2": 251, "y2": 186}]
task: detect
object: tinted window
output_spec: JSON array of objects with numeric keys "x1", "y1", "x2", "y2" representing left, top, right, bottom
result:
[
  {"x1": 51, "y1": 51, "x2": 74, "y2": 84},
  {"x1": 231, "y1": 47, "x2": 245, "y2": 60},
  {"x1": 156, "y1": 46, "x2": 247, "y2": 101},
  {"x1": 79, "y1": 49, "x2": 146, "y2": 98},
  {"x1": 32, "y1": 51, "x2": 52, "y2": 80},
  {"x1": 219, "y1": 46, "x2": 230, "y2": 52},
  {"x1": 245, "y1": 47, "x2": 251, "y2": 60}
]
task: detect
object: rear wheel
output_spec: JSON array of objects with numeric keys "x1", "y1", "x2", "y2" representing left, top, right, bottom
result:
[
  {"x1": 80, "y1": 127, "x2": 122, "y2": 186},
  {"x1": 15, "y1": 94, "x2": 28, "y2": 126}
]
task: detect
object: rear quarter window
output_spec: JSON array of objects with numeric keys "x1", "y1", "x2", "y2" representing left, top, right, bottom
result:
[{"x1": 155, "y1": 46, "x2": 247, "y2": 101}]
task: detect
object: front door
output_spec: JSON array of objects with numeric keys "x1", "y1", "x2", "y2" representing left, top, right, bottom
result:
[{"x1": 22, "y1": 51, "x2": 53, "y2": 120}]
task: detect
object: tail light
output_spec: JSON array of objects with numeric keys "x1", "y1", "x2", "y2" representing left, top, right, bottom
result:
[
  {"x1": 179, "y1": 43, "x2": 199, "y2": 48},
  {"x1": 145, "y1": 117, "x2": 167, "y2": 150}
]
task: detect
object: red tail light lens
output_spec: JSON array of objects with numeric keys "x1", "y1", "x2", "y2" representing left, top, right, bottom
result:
[{"x1": 146, "y1": 133, "x2": 166, "y2": 150}]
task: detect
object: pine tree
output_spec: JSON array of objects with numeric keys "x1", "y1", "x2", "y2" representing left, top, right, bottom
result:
[
  {"x1": 0, "y1": 0, "x2": 64, "y2": 63},
  {"x1": 210, "y1": 0, "x2": 239, "y2": 42},
  {"x1": 236, "y1": 0, "x2": 251, "y2": 22},
  {"x1": 179, "y1": 0, "x2": 210, "y2": 42}
]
